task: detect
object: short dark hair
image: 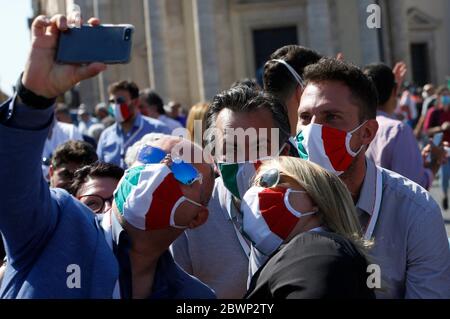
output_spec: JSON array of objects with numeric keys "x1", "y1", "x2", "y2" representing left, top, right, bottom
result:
[
  {"x1": 108, "y1": 81, "x2": 140, "y2": 100},
  {"x1": 140, "y1": 89, "x2": 165, "y2": 115},
  {"x1": 69, "y1": 162, "x2": 124, "y2": 196},
  {"x1": 304, "y1": 58, "x2": 378, "y2": 120},
  {"x1": 363, "y1": 63, "x2": 396, "y2": 106},
  {"x1": 205, "y1": 85, "x2": 291, "y2": 148},
  {"x1": 264, "y1": 45, "x2": 322, "y2": 102},
  {"x1": 51, "y1": 140, "x2": 98, "y2": 168},
  {"x1": 231, "y1": 78, "x2": 261, "y2": 90}
]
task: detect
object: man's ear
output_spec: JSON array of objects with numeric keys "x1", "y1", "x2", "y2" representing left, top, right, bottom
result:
[
  {"x1": 188, "y1": 208, "x2": 209, "y2": 229},
  {"x1": 362, "y1": 119, "x2": 379, "y2": 145}
]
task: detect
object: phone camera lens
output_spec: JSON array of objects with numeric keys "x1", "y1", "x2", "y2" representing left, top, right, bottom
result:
[{"x1": 124, "y1": 28, "x2": 131, "y2": 41}]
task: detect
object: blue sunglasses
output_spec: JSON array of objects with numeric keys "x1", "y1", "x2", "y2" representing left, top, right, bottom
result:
[{"x1": 137, "y1": 145, "x2": 202, "y2": 185}]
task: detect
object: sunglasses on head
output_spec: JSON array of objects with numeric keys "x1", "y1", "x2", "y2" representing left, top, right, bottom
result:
[{"x1": 137, "y1": 145, "x2": 202, "y2": 185}]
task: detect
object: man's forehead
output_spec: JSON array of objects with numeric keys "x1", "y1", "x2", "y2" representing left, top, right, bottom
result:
[
  {"x1": 300, "y1": 81, "x2": 356, "y2": 113},
  {"x1": 216, "y1": 107, "x2": 274, "y2": 129}
]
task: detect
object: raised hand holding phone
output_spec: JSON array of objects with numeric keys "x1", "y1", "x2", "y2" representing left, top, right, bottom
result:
[{"x1": 22, "y1": 15, "x2": 107, "y2": 99}]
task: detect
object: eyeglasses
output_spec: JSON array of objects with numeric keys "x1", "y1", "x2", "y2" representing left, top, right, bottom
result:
[
  {"x1": 137, "y1": 145, "x2": 203, "y2": 185},
  {"x1": 259, "y1": 168, "x2": 281, "y2": 188},
  {"x1": 78, "y1": 194, "x2": 114, "y2": 214}
]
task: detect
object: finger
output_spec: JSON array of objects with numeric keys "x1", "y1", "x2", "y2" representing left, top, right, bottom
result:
[
  {"x1": 32, "y1": 15, "x2": 51, "y2": 37},
  {"x1": 50, "y1": 14, "x2": 68, "y2": 33},
  {"x1": 87, "y1": 17, "x2": 101, "y2": 26},
  {"x1": 74, "y1": 63, "x2": 107, "y2": 83}
]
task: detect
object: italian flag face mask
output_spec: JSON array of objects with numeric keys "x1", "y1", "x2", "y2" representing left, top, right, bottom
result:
[{"x1": 296, "y1": 121, "x2": 367, "y2": 176}]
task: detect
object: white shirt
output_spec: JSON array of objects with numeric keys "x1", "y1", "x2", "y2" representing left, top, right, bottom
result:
[{"x1": 158, "y1": 114, "x2": 183, "y2": 134}]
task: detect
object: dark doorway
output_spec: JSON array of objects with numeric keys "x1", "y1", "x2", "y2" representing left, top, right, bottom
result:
[
  {"x1": 410, "y1": 42, "x2": 430, "y2": 86},
  {"x1": 252, "y1": 26, "x2": 298, "y2": 85}
]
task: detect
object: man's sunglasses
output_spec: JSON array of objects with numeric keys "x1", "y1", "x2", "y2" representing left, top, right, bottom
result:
[{"x1": 137, "y1": 145, "x2": 202, "y2": 185}]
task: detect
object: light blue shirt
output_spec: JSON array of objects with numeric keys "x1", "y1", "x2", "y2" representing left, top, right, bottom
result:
[
  {"x1": 358, "y1": 159, "x2": 450, "y2": 298},
  {"x1": 97, "y1": 114, "x2": 170, "y2": 168}
]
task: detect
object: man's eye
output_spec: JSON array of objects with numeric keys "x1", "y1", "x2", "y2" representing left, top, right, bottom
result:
[
  {"x1": 299, "y1": 114, "x2": 311, "y2": 122},
  {"x1": 325, "y1": 114, "x2": 338, "y2": 122}
]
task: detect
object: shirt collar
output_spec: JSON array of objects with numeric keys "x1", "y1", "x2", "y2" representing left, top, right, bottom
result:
[
  {"x1": 356, "y1": 158, "x2": 377, "y2": 216},
  {"x1": 116, "y1": 113, "x2": 142, "y2": 134},
  {"x1": 110, "y1": 209, "x2": 126, "y2": 246}
]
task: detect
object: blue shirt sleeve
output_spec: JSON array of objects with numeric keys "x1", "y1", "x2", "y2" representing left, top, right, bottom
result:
[{"x1": 0, "y1": 95, "x2": 58, "y2": 268}]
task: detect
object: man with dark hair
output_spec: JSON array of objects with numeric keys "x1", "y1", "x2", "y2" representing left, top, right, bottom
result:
[
  {"x1": 172, "y1": 85, "x2": 292, "y2": 298},
  {"x1": 0, "y1": 14, "x2": 216, "y2": 299},
  {"x1": 139, "y1": 89, "x2": 182, "y2": 132},
  {"x1": 297, "y1": 58, "x2": 450, "y2": 298},
  {"x1": 364, "y1": 63, "x2": 446, "y2": 190},
  {"x1": 49, "y1": 140, "x2": 98, "y2": 190},
  {"x1": 70, "y1": 162, "x2": 124, "y2": 215},
  {"x1": 97, "y1": 80, "x2": 170, "y2": 168},
  {"x1": 264, "y1": 45, "x2": 322, "y2": 135}
]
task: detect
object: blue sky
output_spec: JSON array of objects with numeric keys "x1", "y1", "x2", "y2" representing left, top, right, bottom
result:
[{"x1": 0, "y1": 0, "x2": 32, "y2": 96}]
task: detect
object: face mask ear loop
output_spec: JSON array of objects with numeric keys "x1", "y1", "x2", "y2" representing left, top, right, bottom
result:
[
  {"x1": 169, "y1": 197, "x2": 187, "y2": 229},
  {"x1": 271, "y1": 59, "x2": 305, "y2": 88},
  {"x1": 346, "y1": 120, "x2": 368, "y2": 157},
  {"x1": 284, "y1": 189, "x2": 318, "y2": 218}
]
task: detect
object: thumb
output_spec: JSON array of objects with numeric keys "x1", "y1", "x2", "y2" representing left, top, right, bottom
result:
[{"x1": 74, "y1": 63, "x2": 107, "y2": 82}]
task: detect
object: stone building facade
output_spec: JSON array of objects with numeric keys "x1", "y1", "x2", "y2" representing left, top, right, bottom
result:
[{"x1": 32, "y1": 0, "x2": 450, "y2": 111}]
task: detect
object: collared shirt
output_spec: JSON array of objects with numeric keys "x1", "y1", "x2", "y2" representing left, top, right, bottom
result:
[
  {"x1": 357, "y1": 159, "x2": 450, "y2": 299},
  {"x1": 171, "y1": 178, "x2": 250, "y2": 299},
  {"x1": 105, "y1": 211, "x2": 215, "y2": 299},
  {"x1": 366, "y1": 110, "x2": 433, "y2": 189},
  {"x1": 97, "y1": 113, "x2": 170, "y2": 168}
]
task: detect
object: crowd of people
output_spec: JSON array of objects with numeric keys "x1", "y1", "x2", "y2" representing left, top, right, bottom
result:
[{"x1": 0, "y1": 14, "x2": 449, "y2": 299}]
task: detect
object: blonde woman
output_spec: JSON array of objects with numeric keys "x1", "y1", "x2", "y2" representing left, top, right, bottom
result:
[
  {"x1": 242, "y1": 157, "x2": 375, "y2": 299},
  {"x1": 186, "y1": 102, "x2": 209, "y2": 147}
]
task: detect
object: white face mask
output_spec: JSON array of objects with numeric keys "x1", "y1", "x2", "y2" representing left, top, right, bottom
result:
[{"x1": 296, "y1": 121, "x2": 367, "y2": 176}]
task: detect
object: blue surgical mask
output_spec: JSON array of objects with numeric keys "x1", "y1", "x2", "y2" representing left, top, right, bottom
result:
[{"x1": 441, "y1": 96, "x2": 450, "y2": 106}]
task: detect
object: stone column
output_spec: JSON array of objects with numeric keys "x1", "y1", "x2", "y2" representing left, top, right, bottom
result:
[
  {"x1": 191, "y1": 0, "x2": 221, "y2": 101},
  {"x1": 143, "y1": 0, "x2": 168, "y2": 98},
  {"x1": 358, "y1": 0, "x2": 381, "y2": 65},
  {"x1": 306, "y1": 0, "x2": 334, "y2": 56}
]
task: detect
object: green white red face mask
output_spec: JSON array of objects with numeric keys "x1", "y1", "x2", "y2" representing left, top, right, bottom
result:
[{"x1": 296, "y1": 122, "x2": 367, "y2": 176}]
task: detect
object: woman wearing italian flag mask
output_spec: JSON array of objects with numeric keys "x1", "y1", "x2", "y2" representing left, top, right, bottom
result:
[{"x1": 243, "y1": 157, "x2": 375, "y2": 299}]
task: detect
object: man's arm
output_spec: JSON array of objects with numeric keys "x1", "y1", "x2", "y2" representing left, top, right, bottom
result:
[
  {"x1": 0, "y1": 14, "x2": 106, "y2": 266},
  {"x1": 405, "y1": 202, "x2": 450, "y2": 298},
  {"x1": 0, "y1": 96, "x2": 57, "y2": 265}
]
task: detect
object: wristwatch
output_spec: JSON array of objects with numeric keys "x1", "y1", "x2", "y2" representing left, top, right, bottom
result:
[{"x1": 16, "y1": 73, "x2": 56, "y2": 109}]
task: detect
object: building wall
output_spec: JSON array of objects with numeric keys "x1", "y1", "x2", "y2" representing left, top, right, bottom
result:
[{"x1": 32, "y1": 0, "x2": 450, "y2": 112}]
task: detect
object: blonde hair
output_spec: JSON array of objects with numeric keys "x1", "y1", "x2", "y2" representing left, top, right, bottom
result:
[
  {"x1": 253, "y1": 157, "x2": 372, "y2": 250},
  {"x1": 186, "y1": 102, "x2": 209, "y2": 146}
]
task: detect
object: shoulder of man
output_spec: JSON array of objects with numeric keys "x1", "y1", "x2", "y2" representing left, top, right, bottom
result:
[{"x1": 380, "y1": 166, "x2": 440, "y2": 214}]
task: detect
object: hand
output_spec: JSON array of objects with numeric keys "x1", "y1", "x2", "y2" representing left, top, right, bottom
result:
[
  {"x1": 393, "y1": 61, "x2": 407, "y2": 89},
  {"x1": 441, "y1": 122, "x2": 450, "y2": 132},
  {"x1": 22, "y1": 15, "x2": 107, "y2": 99},
  {"x1": 423, "y1": 140, "x2": 448, "y2": 174}
]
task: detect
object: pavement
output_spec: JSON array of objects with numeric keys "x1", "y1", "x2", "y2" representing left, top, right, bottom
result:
[{"x1": 428, "y1": 179, "x2": 450, "y2": 237}]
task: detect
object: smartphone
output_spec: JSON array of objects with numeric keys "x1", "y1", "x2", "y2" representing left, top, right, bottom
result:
[{"x1": 56, "y1": 24, "x2": 134, "y2": 64}]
